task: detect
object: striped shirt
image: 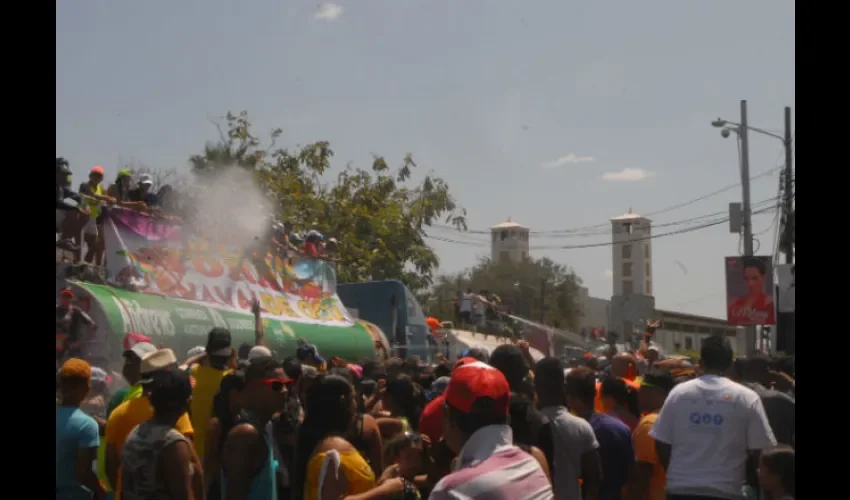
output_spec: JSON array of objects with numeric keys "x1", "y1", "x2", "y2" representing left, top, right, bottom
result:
[{"x1": 429, "y1": 425, "x2": 553, "y2": 500}]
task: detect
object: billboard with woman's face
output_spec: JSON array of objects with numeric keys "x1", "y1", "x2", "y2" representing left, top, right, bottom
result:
[{"x1": 725, "y1": 256, "x2": 776, "y2": 325}]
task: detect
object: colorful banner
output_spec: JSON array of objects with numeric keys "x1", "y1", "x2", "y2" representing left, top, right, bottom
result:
[
  {"x1": 103, "y1": 208, "x2": 353, "y2": 327},
  {"x1": 775, "y1": 264, "x2": 795, "y2": 313},
  {"x1": 73, "y1": 282, "x2": 380, "y2": 362},
  {"x1": 725, "y1": 256, "x2": 776, "y2": 325}
]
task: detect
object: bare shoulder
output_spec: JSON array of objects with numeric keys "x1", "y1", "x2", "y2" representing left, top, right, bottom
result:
[
  {"x1": 316, "y1": 436, "x2": 355, "y2": 454},
  {"x1": 225, "y1": 422, "x2": 260, "y2": 446},
  {"x1": 362, "y1": 413, "x2": 379, "y2": 432}
]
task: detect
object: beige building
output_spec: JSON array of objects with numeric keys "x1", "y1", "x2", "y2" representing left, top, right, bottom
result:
[{"x1": 490, "y1": 219, "x2": 530, "y2": 264}]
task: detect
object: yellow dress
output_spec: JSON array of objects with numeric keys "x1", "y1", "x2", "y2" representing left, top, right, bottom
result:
[{"x1": 304, "y1": 449, "x2": 376, "y2": 500}]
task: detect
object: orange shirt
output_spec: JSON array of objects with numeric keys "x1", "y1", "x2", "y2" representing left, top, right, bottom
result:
[
  {"x1": 595, "y1": 378, "x2": 641, "y2": 413},
  {"x1": 632, "y1": 412, "x2": 666, "y2": 500}
]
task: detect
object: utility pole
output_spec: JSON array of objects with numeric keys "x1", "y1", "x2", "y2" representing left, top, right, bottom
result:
[
  {"x1": 783, "y1": 106, "x2": 794, "y2": 264},
  {"x1": 777, "y1": 106, "x2": 795, "y2": 355},
  {"x1": 738, "y1": 100, "x2": 756, "y2": 355}
]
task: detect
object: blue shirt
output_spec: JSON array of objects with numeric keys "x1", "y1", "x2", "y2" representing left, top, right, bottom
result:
[
  {"x1": 589, "y1": 413, "x2": 634, "y2": 500},
  {"x1": 57, "y1": 406, "x2": 100, "y2": 500}
]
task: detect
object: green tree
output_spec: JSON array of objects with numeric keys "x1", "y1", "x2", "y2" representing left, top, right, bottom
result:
[
  {"x1": 188, "y1": 111, "x2": 467, "y2": 293},
  {"x1": 428, "y1": 257, "x2": 584, "y2": 330}
]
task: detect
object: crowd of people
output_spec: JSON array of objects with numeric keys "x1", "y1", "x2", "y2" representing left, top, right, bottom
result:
[
  {"x1": 56, "y1": 158, "x2": 340, "y2": 267},
  {"x1": 57, "y1": 314, "x2": 796, "y2": 500}
]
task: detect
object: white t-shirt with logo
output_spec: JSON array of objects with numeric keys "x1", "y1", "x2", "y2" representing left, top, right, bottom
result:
[{"x1": 650, "y1": 375, "x2": 776, "y2": 499}]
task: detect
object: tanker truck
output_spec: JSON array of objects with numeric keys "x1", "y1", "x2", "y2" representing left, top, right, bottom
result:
[{"x1": 57, "y1": 208, "x2": 390, "y2": 372}]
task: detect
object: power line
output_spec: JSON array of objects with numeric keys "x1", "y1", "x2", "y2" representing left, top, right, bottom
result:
[
  {"x1": 435, "y1": 166, "x2": 782, "y2": 235},
  {"x1": 428, "y1": 196, "x2": 779, "y2": 240},
  {"x1": 426, "y1": 205, "x2": 777, "y2": 250}
]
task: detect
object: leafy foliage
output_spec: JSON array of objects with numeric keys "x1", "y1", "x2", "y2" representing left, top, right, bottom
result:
[
  {"x1": 188, "y1": 111, "x2": 466, "y2": 293},
  {"x1": 423, "y1": 256, "x2": 584, "y2": 330}
]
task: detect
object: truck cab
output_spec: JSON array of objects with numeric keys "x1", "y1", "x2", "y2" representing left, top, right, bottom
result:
[{"x1": 336, "y1": 280, "x2": 431, "y2": 360}]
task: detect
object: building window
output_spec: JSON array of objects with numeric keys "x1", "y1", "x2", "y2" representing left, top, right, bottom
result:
[
  {"x1": 685, "y1": 336, "x2": 694, "y2": 350},
  {"x1": 622, "y1": 244, "x2": 632, "y2": 259},
  {"x1": 622, "y1": 262, "x2": 632, "y2": 277},
  {"x1": 645, "y1": 262, "x2": 651, "y2": 277},
  {"x1": 500, "y1": 251, "x2": 510, "y2": 262},
  {"x1": 501, "y1": 231, "x2": 508, "y2": 241},
  {"x1": 521, "y1": 251, "x2": 527, "y2": 260},
  {"x1": 645, "y1": 280, "x2": 652, "y2": 295},
  {"x1": 645, "y1": 244, "x2": 651, "y2": 258},
  {"x1": 492, "y1": 233, "x2": 497, "y2": 243},
  {"x1": 623, "y1": 280, "x2": 633, "y2": 295}
]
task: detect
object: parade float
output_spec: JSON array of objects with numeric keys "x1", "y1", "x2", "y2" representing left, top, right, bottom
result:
[{"x1": 58, "y1": 208, "x2": 390, "y2": 371}]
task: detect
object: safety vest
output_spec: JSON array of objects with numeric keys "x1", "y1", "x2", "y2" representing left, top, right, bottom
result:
[{"x1": 85, "y1": 183, "x2": 104, "y2": 219}]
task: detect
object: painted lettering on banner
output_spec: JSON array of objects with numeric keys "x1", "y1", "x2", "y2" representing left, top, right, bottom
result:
[{"x1": 104, "y1": 208, "x2": 352, "y2": 326}]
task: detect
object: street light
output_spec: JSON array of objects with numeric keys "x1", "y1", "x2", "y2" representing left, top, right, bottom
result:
[
  {"x1": 712, "y1": 118, "x2": 786, "y2": 142},
  {"x1": 711, "y1": 104, "x2": 794, "y2": 355}
]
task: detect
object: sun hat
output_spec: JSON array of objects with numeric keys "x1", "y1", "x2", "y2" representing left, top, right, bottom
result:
[
  {"x1": 139, "y1": 349, "x2": 178, "y2": 383},
  {"x1": 124, "y1": 341, "x2": 157, "y2": 361}
]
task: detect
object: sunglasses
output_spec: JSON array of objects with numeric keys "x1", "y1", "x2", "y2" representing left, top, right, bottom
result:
[{"x1": 259, "y1": 378, "x2": 289, "y2": 393}]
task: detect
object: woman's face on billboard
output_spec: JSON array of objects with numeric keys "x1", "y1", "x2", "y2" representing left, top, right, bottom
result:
[{"x1": 743, "y1": 266, "x2": 764, "y2": 294}]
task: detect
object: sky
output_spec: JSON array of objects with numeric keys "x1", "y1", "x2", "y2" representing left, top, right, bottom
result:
[{"x1": 57, "y1": 1, "x2": 795, "y2": 320}]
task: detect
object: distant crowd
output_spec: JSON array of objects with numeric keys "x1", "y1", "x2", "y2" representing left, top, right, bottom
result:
[{"x1": 56, "y1": 158, "x2": 340, "y2": 268}]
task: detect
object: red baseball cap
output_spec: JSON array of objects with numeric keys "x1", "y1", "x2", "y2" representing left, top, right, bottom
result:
[
  {"x1": 453, "y1": 356, "x2": 479, "y2": 370},
  {"x1": 445, "y1": 361, "x2": 510, "y2": 416}
]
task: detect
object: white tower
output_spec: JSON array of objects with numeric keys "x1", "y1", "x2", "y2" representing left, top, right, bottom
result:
[
  {"x1": 490, "y1": 219, "x2": 530, "y2": 264},
  {"x1": 611, "y1": 209, "x2": 653, "y2": 296}
]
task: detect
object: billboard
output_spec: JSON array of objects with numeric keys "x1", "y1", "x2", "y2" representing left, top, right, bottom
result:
[
  {"x1": 776, "y1": 264, "x2": 795, "y2": 313},
  {"x1": 725, "y1": 256, "x2": 776, "y2": 325}
]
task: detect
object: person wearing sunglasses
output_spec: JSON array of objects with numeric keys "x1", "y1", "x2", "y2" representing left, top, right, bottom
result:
[{"x1": 221, "y1": 358, "x2": 291, "y2": 500}]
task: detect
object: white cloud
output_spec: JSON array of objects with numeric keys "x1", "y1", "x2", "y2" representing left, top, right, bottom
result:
[
  {"x1": 315, "y1": 3, "x2": 344, "y2": 21},
  {"x1": 602, "y1": 168, "x2": 655, "y2": 182},
  {"x1": 541, "y1": 154, "x2": 596, "y2": 169},
  {"x1": 602, "y1": 269, "x2": 613, "y2": 279}
]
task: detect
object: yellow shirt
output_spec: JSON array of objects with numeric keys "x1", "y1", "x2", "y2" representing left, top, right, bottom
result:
[
  {"x1": 106, "y1": 396, "x2": 194, "y2": 500},
  {"x1": 97, "y1": 384, "x2": 146, "y2": 490},
  {"x1": 189, "y1": 365, "x2": 231, "y2": 459},
  {"x1": 632, "y1": 412, "x2": 666, "y2": 500},
  {"x1": 304, "y1": 450, "x2": 376, "y2": 500}
]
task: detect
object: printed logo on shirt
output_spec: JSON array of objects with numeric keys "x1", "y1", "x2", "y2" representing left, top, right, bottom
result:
[{"x1": 689, "y1": 412, "x2": 724, "y2": 426}]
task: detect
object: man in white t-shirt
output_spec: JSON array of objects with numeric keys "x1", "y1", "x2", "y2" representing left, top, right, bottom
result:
[{"x1": 650, "y1": 335, "x2": 776, "y2": 500}]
